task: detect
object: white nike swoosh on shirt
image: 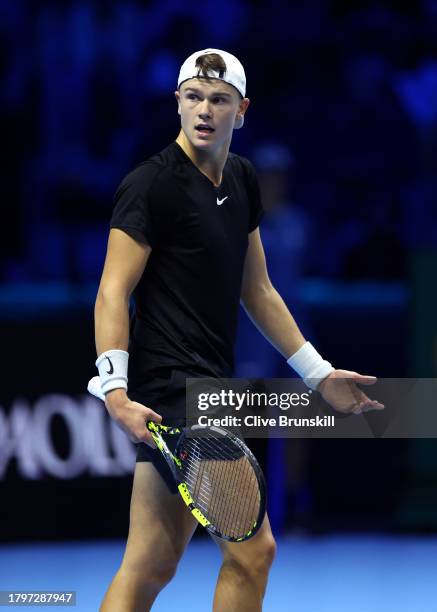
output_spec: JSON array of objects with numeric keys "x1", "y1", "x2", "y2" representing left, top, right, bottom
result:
[{"x1": 216, "y1": 196, "x2": 229, "y2": 206}]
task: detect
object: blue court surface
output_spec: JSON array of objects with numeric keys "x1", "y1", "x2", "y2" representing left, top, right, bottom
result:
[{"x1": 1, "y1": 535, "x2": 436, "y2": 611}]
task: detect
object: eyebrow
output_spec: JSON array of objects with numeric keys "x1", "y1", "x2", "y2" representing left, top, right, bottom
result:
[{"x1": 184, "y1": 87, "x2": 232, "y2": 97}]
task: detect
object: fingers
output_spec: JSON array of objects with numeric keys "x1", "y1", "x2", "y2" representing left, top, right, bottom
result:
[
  {"x1": 140, "y1": 432, "x2": 157, "y2": 449},
  {"x1": 128, "y1": 427, "x2": 156, "y2": 448},
  {"x1": 112, "y1": 400, "x2": 162, "y2": 447},
  {"x1": 140, "y1": 409, "x2": 162, "y2": 446},
  {"x1": 140, "y1": 408, "x2": 162, "y2": 448},
  {"x1": 348, "y1": 377, "x2": 384, "y2": 412},
  {"x1": 146, "y1": 409, "x2": 162, "y2": 424},
  {"x1": 352, "y1": 374, "x2": 378, "y2": 386},
  {"x1": 144, "y1": 417, "x2": 163, "y2": 448},
  {"x1": 130, "y1": 400, "x2": 162, "y2": 424},
  {"x1": 351, "y1": 398, "x2": 385, "y2": 414},
  {"x1": 357, "y1": 388, "x2": 385, "y2": 410},
  {"x1": 366, "y1": 399, "x2": 385, "y2": 411}
]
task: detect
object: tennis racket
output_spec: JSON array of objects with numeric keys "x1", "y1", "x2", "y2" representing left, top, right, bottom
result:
[
  {"x1": 87, "y1": 376, "x2": 266, "y2": 542},
  {"x1": 147, "y1": 420, "x2": 266, "y2": 541}
]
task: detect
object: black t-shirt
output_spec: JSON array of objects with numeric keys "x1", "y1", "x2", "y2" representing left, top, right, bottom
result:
[{"x1": 110, "y1": 141, "x2": 264, "y2": 378}]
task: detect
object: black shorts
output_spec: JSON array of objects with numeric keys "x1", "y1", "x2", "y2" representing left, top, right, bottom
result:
[
  {"x1": 135, "y1": 434, "x2": 181, "y2": 494},
  {"x1": 130, "y1": 367, "x2": 200, "y2": 494}
]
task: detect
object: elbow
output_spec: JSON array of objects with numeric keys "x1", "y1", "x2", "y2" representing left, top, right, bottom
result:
[
  {"x1": 241, "y1": 279, "x2": 274, "y2": 310},
  {"x1": 95, "y1": 283, "x2": 130, "y2": 314}
]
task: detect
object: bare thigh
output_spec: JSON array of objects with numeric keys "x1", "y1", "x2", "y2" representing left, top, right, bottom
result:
[{"x1": 121, "y1": 461, "x2": 199, "y2": 573}]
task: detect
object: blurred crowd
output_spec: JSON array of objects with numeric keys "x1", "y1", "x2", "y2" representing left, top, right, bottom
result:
[{"x1": 1, "y1": 0, "x2": 437, "y2": 283}]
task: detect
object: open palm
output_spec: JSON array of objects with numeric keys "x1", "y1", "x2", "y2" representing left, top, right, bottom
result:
[{"x1": 318, "y1": 369, "x2": 385, "y2": 414}]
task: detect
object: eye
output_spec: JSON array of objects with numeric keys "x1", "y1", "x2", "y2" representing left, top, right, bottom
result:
[
  {"x1": 212, "y1": 97, "x2": 225, "y2": 104},
  {"x1": 187, "y1": 93, "x2": 198, "y2": 100}
]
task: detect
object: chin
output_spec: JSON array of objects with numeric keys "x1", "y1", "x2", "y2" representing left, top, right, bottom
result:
[{"x1": 191, "y1": 136, "x2": 216, "y2": 150}]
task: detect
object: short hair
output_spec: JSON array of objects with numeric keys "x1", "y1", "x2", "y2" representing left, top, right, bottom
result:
[{"x1": 195, "y1": 52, "x2": 227, "y2": 80}]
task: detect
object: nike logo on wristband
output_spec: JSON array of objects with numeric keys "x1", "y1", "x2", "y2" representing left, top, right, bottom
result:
[
  {"x1": 105, "y1": 356, "x2": 114, "y2": 375},
  {"x1": 216, "y1": 196, "x2": 228, "y2": 206}
]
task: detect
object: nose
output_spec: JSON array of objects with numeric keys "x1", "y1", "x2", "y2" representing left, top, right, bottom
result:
[{"x1": 198, "y1": 98, "x2": 212, "y2": 120}]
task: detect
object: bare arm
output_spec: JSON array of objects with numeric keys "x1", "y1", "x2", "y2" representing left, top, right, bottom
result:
[
  {"x1": 240, "y1": 228, "x2": 306, "y2": 358},
  {"x1": 94, "y1": 228, "x2": 161, "y2": 445},
  {"x1": 95, "y1": 228, "x2": 150, "y2": 354},
  {"x1": 241, "y1": 228, "x2": 384, "y2": 413}
]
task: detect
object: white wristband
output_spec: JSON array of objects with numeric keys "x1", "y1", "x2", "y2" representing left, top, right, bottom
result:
[
  {"x1": 287, "y1": 341, "x2": 334, "y2": 390},
  {"x1": 87, "y1": 376, "x2": 105, "y2": 401},
  {"x1": 95, "y1": 349, "x2": 129, "y2": 395}
]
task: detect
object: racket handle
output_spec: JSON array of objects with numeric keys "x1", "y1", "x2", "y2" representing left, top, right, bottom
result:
[{"x1": 147, "y1": 422, "x2": 182, "y2": 435}]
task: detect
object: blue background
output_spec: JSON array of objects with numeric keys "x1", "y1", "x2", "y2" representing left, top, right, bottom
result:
[
  {"x1": 2, "y1": 2, "x2": 437, "y2": 609},
  {"x1": 1, "y1": 0, "x2": 437, "y2": 541}
]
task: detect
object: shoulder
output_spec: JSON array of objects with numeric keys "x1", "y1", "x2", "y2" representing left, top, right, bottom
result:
[
  {"x1": 226, "y1": 153, "x2": 260, "y2": 198},
  {"x1": 226, "y1": 151, "x2": 257, "y2": 181},
  {"x1": 115, "y1": 161, "x2": 164, "y2": 198},
  {"x1": 115, "y1": 143, "x2": 181, "y2": 197}
]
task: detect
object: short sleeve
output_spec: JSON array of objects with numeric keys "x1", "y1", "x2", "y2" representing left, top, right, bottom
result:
[
  {"x1": 242, "y1": 158, "x2": 265, "y2": 232},
  {"x1": 110, "y1": 164, "x2": 162, "y2": 247}
]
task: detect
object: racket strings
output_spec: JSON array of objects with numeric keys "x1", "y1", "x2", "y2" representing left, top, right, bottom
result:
[{"x1": 180, "y1": 435, "x2": 261, "y2": 539}]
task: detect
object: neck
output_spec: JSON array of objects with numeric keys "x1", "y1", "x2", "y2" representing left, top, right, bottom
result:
[{"x1": 175, "y1": 130, "x2": 231, "y2": 187}]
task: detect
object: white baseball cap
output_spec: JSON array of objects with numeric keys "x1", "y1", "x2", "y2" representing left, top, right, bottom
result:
[{"x1": 177, "y1": 48, "x2": 246, "y2": 98}]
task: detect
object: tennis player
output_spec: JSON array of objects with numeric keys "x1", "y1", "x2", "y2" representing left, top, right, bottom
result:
[{"x1": 93, "y1": 49, "x2": 383, "y2": 611}]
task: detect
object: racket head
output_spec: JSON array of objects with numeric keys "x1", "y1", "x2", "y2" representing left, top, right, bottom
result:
[{"x1": 175, "y1": 425, "x2": 266, "y2": 542}]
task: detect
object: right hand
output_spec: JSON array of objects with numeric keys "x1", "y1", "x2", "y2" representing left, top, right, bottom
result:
[{"x1": 104, "y1": 389, "x2": 162, "y2": 447}]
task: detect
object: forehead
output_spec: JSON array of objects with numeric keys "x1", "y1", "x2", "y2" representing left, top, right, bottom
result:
[{"x1": 180, "y1": 77, "x2": 238, "y2": 98}]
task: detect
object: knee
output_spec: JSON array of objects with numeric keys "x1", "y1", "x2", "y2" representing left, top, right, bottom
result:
[
  {"x1": 145, "y1": 558, "x2": 178, "y2": 589},
  {"x1": 251, "y1": 535, "x2": 276, "y2": 577},
  {"x1": 121, "y1": 553, "x2": 179, "y2": 590},
  {"x1": 224, "y1": 534, "x2": 276, "y2": 582}
]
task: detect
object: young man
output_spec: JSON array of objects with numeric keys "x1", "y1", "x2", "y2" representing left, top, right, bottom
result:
[{"x1": 92, "y1": 49, "x2": 383, "y2": 611}]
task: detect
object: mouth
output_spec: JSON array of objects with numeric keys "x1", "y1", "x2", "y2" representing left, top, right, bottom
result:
[{"x1": 195, "y1": 123, "x2": 215, "y2": 135}]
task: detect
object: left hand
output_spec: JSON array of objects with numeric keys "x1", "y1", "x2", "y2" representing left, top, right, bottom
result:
[{"x1": 317, "y1": 369, "x2": 385, "y2": 415}]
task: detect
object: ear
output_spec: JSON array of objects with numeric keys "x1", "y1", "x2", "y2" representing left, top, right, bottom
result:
[
  {"x1": 174, "y1": 90, "x2": 181, "y2": 116},
  {"x1": 234, "y1": 97, "x2": 250, "y2": 130},
  {"x1": 234, "y1": 115, "x2": 245, "y2": 129}
]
